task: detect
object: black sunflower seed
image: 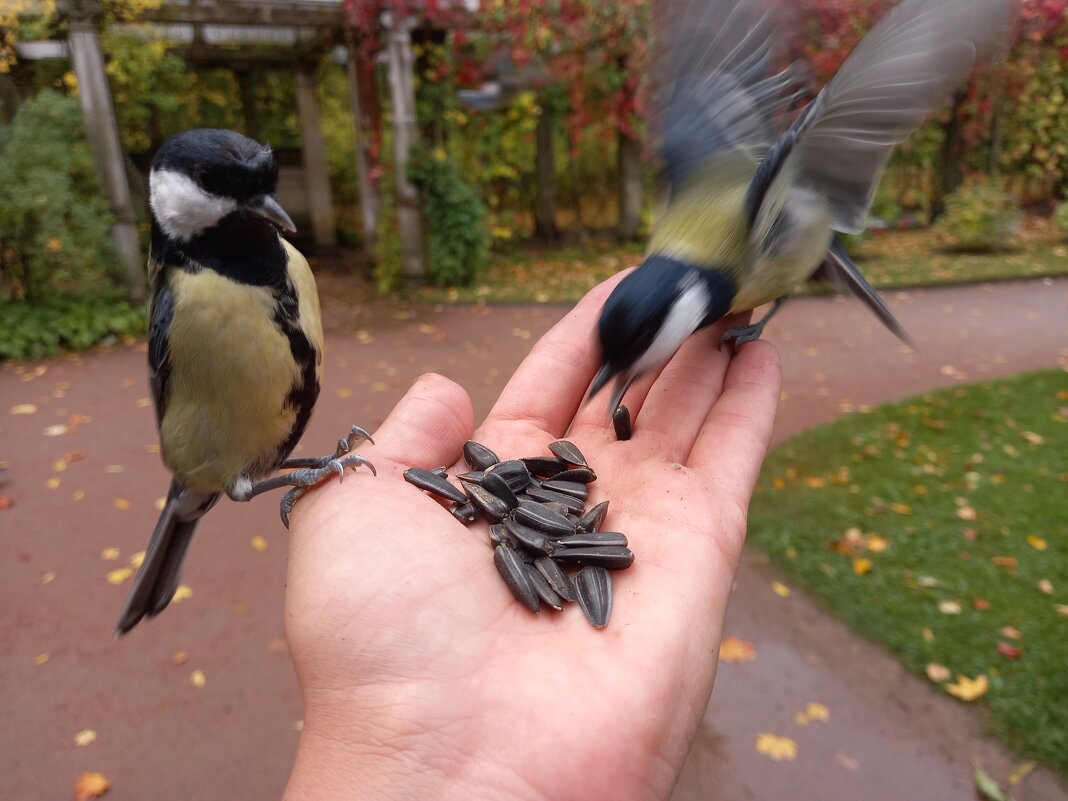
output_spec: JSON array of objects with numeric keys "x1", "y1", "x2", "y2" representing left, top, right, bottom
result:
[
  {"x1": 504, "y1": 518, "x2": 555, "y2": 555},
  {"x1": 552, "y1": 545, "x2": 635, "y2": 569},
  {"x1": 457, "y1": 470, "x2": 485, "y2": 485},
  {"x1": 548, "y1": 440, "x2": 587, "y2": 467},
  {"x1": 486, "y1": 460, "x2": 531, "y2": 492},
  {"x1": 576, "y1": 500, "x2": 610, "y2": 532},
  {"x1": 464, "y1": 440, "x2": 500, "y2": 471},
  {"x1": 403, "y1": 467, "x2": 468, "y2": 504},
  {"x1": 494, "y1": 545, "x2": 539, "y2": 613},
  {"x1": 534, "y1": 557, "x2": 575, "y2": 602},
  {"x1": 514, "y1": 500, "x2": 576, "y2": 538},
  {"x1": 480, "y1": 470, "x2": 518, "y2": 509},
  {"x1": 557, "y1": 531, "x2": 628, "y2": 548},
  {"x1": 525, "y1": 564, "x2": 565, "y2": 611},
  {"x1": 520, "y1": 456, "x2": 570, "y2": 478},
  {"x1": 553, "y1": 467, "x2": 597, "y2": 484},
  {"x1": 450, "y1": 501, "x2": 479, "y2": 523},
  {"x1": 541, "y1": 479, "x2": 590, "y2": 500},
  {"x1": 575, "y1": 566, "x2": 612, "y2": 628},
  {"x1": 465, "y1": 482, "x2": 511, "y2": 522},
  {"x1": 613, "y1": 404, "x2": 632, "y2": 441},
  {"x1": 488, "y1": 523, "x2": 518, "y2": 548},
  {"x1": 525, "y1": 484, "x2": 586, "y2": 514}
]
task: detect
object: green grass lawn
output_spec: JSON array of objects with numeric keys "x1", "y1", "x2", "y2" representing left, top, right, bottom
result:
[
  {"x1": 408, "y1": 215, "x2": 1068, "y2": 304},
  {"x1": 749, "y1": 370, "x2": 1068, "y2": 772}
]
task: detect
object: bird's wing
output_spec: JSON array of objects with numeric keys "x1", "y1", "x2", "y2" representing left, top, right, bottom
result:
[
  {"x1": 147, "y1": 266, "x2": 176, "y2": 428},
  {"x1": 654, "y1": 0, "x2": 798, "y2": 195},
  {"x1": 759, "y1": 0, "x2": 1013, "y2": 235}
]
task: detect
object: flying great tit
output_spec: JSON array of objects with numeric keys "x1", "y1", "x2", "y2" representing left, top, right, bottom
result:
[
  {"x1": 116, "y1": 129, "x2": 374, "y2": 636},
  {"x1": 591, "y1": 0, "x2": 1013, "y2": 414}
]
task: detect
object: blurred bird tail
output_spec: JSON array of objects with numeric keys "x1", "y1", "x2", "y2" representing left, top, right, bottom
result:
[
  {"x1": 115, "y1": 480, "x2": 220, "y2": 636},
  {"x1": 813, "y1": 235, "x2": 915, "y2": 350}
]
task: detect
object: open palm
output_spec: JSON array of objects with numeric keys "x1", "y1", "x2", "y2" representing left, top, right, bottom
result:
[{"x1": 283, "y1": 274, "x2": 781, "y2": 801}]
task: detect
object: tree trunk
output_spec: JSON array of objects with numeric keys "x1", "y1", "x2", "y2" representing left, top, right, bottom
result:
[
  {"x1": 617, "y1": 129, "x2": 643, "y2": 241},
  {"x1": 535, "y1": 103, "x2": 559, "y2": 243},
  {"x1": 930, "y1": 90, "x2": 967, "y2": 222}
]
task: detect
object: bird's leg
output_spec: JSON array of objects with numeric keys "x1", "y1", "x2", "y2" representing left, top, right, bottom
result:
[
  {"x1": 720, "y1": 297, "x2": 788, "y2": 348},
  {"x1": 279, "y1": 425, "x2": 374, "y2": 469},
  {"x1": 227, "y1": 425, "x2": 377, "y2": 528}
]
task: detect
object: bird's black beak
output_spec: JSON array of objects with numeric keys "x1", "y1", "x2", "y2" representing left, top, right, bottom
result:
[
  {"x1": 250, "y1": 194, "x2": 296, "y2": 233},
  {"x1": 586, "y1": 362, "x2": 632, "y2": 417}
]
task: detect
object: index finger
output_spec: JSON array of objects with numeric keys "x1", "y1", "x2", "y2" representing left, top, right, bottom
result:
[{"x1": 481, "y1": 272, "x2": 629, "y2": 438}]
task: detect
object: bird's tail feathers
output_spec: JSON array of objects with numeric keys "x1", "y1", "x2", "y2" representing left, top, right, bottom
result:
[
  {"x1": 813, "y1": 236, "x2": 915, "y2": 350},
  {"x1": 115, "y1": 480, "x2": 220, "y2": 636}
]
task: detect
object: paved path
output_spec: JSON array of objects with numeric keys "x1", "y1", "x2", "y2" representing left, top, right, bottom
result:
[{"x1": 1, "y1": 278, "x2": 1065, "y2": 800}]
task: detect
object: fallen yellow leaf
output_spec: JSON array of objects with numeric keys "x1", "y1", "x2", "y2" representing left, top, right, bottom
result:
[
  {"x1": 10, "y1": 403, "x2": 37, "y2": 415},
  {"x1": 250, "y1": 535, "x2": 268, "y2": 552},
  {"x1": 1037, "y1": 579, "x2": 1053, "y2": 595},
  {"x1": 1021, "y1": 431, "x2": 1046, "y2": 445},
  {"x1": 106, "y1": 567, "x2": 133, "y2": 585},
  {"x1": 112, "y1": 498, "x2": 131, "y2": 510},
  {"x1": 1008, "y1": 760, "x2": 1037, "y2": 785},
  {"x1": 805, "y1": 702, "x2": 830, "y2": 722},
  {"x1": 190, "y1": 670, "x2": 206, "y2": 688},
  {"x1": 171, "y1": 585, "x2": 193, "y2": 603},
  {"x1": 853, "y1": 558, "x2": 873, "y2": 576},
  {"x1": 1027, "y1": 534, "x2": 1048, "y2": 551},
  {"x1": 956, "y1": 506, "x2": 978, "y2": 521},
  {"x1": 100, "y1": 548, "x2": 120, "y2": 561},
  {"x1": 938, "y1": 600, "x2": 962, "y2": 615},
  {"x1": 46, "y1": 477, "x2": 61, "y2": 490},
  {"x1": 1001, "y1": 626, "x2": 1023, "y2": 640},
  {"x1": 33, "y1": 652, "x2": 50, "y2": 665},
  {"x1": 890, "y1": 502, "x2": 913, "y2": 515},
  {"x1": 926, "y1": 663, "x2": 952, "y2": 682},
  {"x1": 173, "y1": 650, "x2": 189, "y2": 665},
  {"x1": 756, "y1": 733, "x2": 797, "y2": 761},
  {"x1": 922, "y1": 627, "x2": 935, "y2": 643},
  {"x1": 946, "y1": 674, "x2": 989, "y2": 702},
  {"x1": 719, "y1": 636, "x2": 756, "y2": 663},
  {"x1": 865, "y1": 535, "x2": 888, "y2": 553},
  {"x1": 128, "y1": 551, "x2": 145, "y2": 568},
  {"x1": 771, "y1": 581, "x2": 791, "y2": 598},
  {"x1": 74, "y1": 729, "x2": 97, "y2": 747},
  {"x1": 1055, "y1": 604, "x2": 1068, "y2": 617},
  {"x1": 73, "y1": 771, "x2": 110, "y2": 800},
  {"x1": 40, "y1": 571, "x2": 56, "y2": 585}
]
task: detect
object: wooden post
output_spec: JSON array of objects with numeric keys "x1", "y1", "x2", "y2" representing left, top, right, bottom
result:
[
  {"x1": 534, "y1": 101, "x2": 559, "y2": 243},
  {"x1": 63, "y1": 0, "x2": 145, "y2": 302},
  {"x1": 383, "y1": 10, "x2": 425, "y2": 281},
  {"x1": 294, "y1": 62, "x2": 338, "y2": 247},
  {"x1": 617, "y1": 129, "x2": 643, "y2": 241},
  {"x1": 345, "y1": 38, "x2": 379, "y2": 255},
  {"x1": 235, "y1": 68, "x2": 259, "y2": 142}
]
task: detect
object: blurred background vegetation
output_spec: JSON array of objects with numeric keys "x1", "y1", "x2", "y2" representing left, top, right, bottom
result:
[{"x1": 2, "y1": 0, "x2": 1068, "y2": 358}]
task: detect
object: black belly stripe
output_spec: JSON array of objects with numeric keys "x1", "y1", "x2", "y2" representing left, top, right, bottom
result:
[{"x1": 273, "y1": 279, "x2": 321, "y2": 464}]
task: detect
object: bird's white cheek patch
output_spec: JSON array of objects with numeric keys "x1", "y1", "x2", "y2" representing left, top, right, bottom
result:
[
  {"x1": 631, "y1": 278, "x2": 711, "y2": 378},
  {"x1": 150, "y1": 169, "x2": 237, "y2": 241}
]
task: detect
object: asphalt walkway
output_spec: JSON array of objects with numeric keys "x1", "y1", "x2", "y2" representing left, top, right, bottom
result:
[{"x1": 1, "y1": 277, "x2": 1066, "y2": 800}]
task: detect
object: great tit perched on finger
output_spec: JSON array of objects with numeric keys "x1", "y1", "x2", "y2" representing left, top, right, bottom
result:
[
  {"x1": 591, "y1": 0, "x2": 1013, "y2": 415},
  {"x1": 116, "y1": 129, "x2": 374, "y2": 636}
]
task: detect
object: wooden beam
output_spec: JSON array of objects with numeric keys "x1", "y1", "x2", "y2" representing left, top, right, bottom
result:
[
  {"x1": 66, "y1": 11, "x2": 146, "y2": 302},
  {"x1": 295, "y1": 63, "x2": 337, "y2": 246},
  {"x1": 345, "y1": 39, "x2": 378, "y2": 254},
  {"x1": 141, "y1": 2, "x2": 343, "y2": 30}
]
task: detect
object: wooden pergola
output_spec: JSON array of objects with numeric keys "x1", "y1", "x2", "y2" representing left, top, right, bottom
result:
[{"x1": 16, "y1": 0, "x2": 431, "y2": 300}]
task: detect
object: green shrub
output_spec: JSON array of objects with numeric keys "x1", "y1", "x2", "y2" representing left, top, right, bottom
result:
[
  {"x1": 0, "y1": 90, "x2": 121, "y2": 301},
  {"x1": 935, "y1": 184, "x2": 1021, "y2": 253},
  {"x1": 0, "y1": 293, "x2": 146, "y2": 360},
  {"x1": 1053, "y1": 200, "x2": 1068, "y2": 239},
  {"x1": 408, "y1": 144, "x2": 489, "y2": 287}
]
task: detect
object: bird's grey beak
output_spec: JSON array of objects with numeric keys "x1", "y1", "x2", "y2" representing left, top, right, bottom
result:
[
  {"x1": 588, "y1": 363, "x2": 615, "y2": 402},
  {"x1": 250, "y1": 194, "x2": 296, "y2": 233}
]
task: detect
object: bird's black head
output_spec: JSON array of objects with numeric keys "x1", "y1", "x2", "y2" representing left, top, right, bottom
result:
[
  {"x1": 149, "y1": 129, "x2": 295, "y2": 242},
  {"x1": 590, "y1": 255, "x2": 731, "y2": 413}
]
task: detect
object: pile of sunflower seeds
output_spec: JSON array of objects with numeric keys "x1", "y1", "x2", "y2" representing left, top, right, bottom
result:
[{"x1": 403, "y1": 439, "x2": 633, "y2": 628}]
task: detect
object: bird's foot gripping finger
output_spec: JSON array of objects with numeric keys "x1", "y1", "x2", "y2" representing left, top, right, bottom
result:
[
  {"x1": 280, "y1": 425, "x2": 375, "y2": 470},
  {"x1": 276, "y1": 452, "x2": 377, "y2": 528},
  {"x1": 719, "y1": 297, "x2": 787, "y2": 350}
]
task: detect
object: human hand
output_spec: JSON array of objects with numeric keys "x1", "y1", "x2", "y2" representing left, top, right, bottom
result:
[{"x1": 283, "y1": 274, "x2": 781, "y2": 801}]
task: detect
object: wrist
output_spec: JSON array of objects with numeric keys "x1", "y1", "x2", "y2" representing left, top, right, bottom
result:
[{"x1": 284, "y1": 692, "x2": 548, "y2": 801}]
